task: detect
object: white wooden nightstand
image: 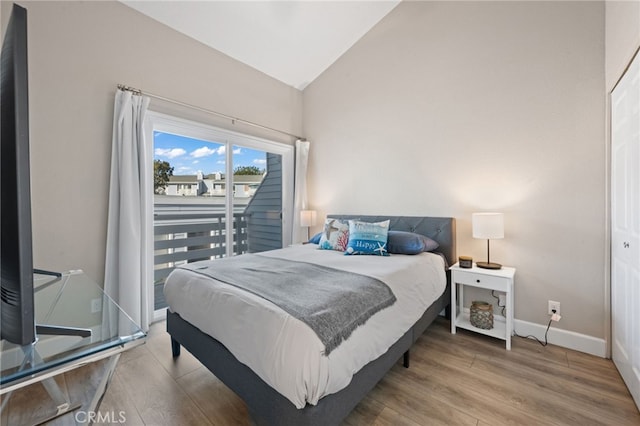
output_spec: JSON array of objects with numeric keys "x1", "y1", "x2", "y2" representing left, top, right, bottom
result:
[{"x1": 450, "y1": 263, "x2": 516, "y2": 350}]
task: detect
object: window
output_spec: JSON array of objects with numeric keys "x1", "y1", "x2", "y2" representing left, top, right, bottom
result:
[{"x1": 146, "y1": 112, "x2": 294, "y2": 319}]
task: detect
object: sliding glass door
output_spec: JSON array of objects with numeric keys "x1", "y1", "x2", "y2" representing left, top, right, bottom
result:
[{"x1": 146, "y1": 112, "x2": 293, "y2": 319}]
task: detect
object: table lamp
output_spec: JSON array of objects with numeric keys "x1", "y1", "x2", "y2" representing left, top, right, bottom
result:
[
  {"x1": 472, "y1": 212, "x2": 504, "y2": 269},
  {"x1": 300, "y1": 210, "x2": 317, "y2": 240}
]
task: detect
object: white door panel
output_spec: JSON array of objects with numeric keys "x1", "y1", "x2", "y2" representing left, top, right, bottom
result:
[{"x1": 611, "y1": 50, "x2": 640, "y2": 411}]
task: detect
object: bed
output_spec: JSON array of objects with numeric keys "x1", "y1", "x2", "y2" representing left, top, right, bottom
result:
[{"x1": 165, "y1": 215, "x2": 456, "y2": 425}]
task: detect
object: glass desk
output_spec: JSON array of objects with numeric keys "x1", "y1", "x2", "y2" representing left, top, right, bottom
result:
[{"x1": 0, "y1": 270, "x2": 146, "y2": 424}]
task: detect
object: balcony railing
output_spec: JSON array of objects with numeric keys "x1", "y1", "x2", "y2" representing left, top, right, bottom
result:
[
  {"x1": 153, "y1": 204, "x2": 249, "y2": 309},
  {"x1": 154, "y1": 212, "x2": 248, "y2": 280},
  {"x1": 153, "y1": 198, "x2": 283, "y2": 311}
]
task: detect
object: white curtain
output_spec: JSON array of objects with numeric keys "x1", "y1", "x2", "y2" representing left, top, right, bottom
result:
[
  {"x1": 292, "y1": 139, "x2": 310, "y2": 243},
  {"x1": 104, "y1": 89, "x2": 152, "y2": 331}
]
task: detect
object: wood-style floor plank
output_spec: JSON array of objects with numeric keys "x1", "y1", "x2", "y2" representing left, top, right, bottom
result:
[
  {"x1": 4, "y1": 317, "x2": 639, "y2": 425},
  {"x1": 98, "y1": 370, "x2": 146, "y2": 426},
  {"x1": 365, "y1": 367, "x2": 480, "y2": 426},
  {"x1": 175, "y1": 366, "x2": 251, "y2": 426},
  {"x1": 342, "y1": 395, "x2": 385, "y2": 426},
  {"x1": 422, "y1": 320, "x2": 639, "y2": 425},
  {"x1": 142, "y1": 321, "x2": 203, "y2": 381},
  {"x1": 471, "y1": 350, "x2": 635, "y2": 423},
  {"x1": 385, "y1": 351, "x2": 551, "y2": 425},
  {"x1": 110, "y1": 348, "x2": 214, "y2": 426},
  {"x1": 1, "y1": 375, "x2": 75, "y2": 426},
  {"x1": 373, "y1": 406, "x2": 425, "y2": 426}
]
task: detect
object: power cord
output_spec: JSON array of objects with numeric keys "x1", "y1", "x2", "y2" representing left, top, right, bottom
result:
[
  {"x1": 490, "y1": 290, "x2": 554, "y2": 346},
  {"x1": 491, "y1": 290, "x2": 506, "y2": 317},
  {"x1": 513, "y1": 310, "x2": 555, "y2": 347}
]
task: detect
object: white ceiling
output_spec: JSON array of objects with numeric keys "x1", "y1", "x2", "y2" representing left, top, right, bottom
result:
[{"x1": 121, "y1": 1, "x2": 400, "y2": 90}]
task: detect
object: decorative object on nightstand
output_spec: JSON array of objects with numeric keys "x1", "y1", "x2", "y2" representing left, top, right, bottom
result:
[
  {"x1": 472, "y1": 212, "x2": 504, "y2": 269},
  {"x1": 300, "y1": 210, "x2": 317, "y2": 240},
  {"x1": 458, "y1": 255, "x2": 473, "y2": 268},
  {"x1": 470, "y1": 300, "x2": 494, "y2": 329}
]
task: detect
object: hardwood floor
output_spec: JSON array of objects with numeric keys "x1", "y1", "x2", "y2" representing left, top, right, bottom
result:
[{"x1": 6, "y1": 317, "x2": 639, "y2": 425}]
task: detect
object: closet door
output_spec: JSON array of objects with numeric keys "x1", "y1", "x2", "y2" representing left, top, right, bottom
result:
[{"x1": 611, "y1": 50, "x2": 640, "y2": 411}]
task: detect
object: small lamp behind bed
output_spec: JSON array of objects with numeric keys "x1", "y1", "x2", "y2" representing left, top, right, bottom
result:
[{"x1": 300, "y1": 210, "x2": 317, "y2": 241}]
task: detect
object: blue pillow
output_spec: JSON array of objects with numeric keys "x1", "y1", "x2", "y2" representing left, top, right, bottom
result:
[
  {"x1": 387, "y1": 230, "x2": 439, "y2": 255},
  {"x1": 308, "y1": 232, "x2": 322, "y2": 244},
  {"x1": 344, "y1": 220, "x2": 390, "y2": 256}
]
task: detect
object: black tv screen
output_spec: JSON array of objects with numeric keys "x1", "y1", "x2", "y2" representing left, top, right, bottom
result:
[{"x1": 1, "y1": 3, "x2": 36, "y2": 345}]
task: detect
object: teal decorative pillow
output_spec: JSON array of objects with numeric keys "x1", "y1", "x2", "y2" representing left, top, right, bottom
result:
[
  {"x1": 345, "y1": 220, "x2": 390, "y2": 256},
  {"x1": 318, "y1": 219, "x2": 349, "y2": 251}
]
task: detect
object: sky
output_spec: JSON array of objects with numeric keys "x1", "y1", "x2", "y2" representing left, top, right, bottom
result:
[{"x1": 153, "y1": 131, "x2": 267, "y2": 176}]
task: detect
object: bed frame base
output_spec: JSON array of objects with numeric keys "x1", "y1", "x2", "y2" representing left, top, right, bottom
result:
[{"x1": 167, "y1": 285, "x2": 449, "y2": 426}]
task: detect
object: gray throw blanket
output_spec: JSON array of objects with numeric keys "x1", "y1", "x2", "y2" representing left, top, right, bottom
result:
[{"x1": 179, "y1": 254, "x2": 396, "y2": 355}]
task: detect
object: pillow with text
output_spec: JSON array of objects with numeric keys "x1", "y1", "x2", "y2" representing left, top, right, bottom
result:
[{"x1": 345, "y1": 219, "x2": 390, "y2": 256}]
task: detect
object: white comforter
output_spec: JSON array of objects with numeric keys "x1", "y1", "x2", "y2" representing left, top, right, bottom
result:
[{"x1": 164, "y1": 244, "x2": 446, "y2": 408}]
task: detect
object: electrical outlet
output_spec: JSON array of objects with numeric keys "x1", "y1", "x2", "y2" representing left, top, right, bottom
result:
[
  {"x1": 91, "y1": 298, "x2": 102, "y2": 314},
  {"x1": 548, "y1": 300, "x2": 561, "y2": 316},
  {"x1": 498, "y1": 294, "x2": 506, "y2": 306}
]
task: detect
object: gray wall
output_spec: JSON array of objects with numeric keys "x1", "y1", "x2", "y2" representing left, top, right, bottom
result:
[
  {"x1": 1, "y1": 1, "x2": 302, "y2": 283},
  {"x1": 303, "y1": 1, "x2": 607, "y2": 339},
  {"x1": 605, "y1": 1, "x2": 640, "y2": 91}
]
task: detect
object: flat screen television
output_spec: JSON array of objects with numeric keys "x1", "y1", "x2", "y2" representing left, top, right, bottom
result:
[
  {"x1": 1, "y1": 4, "x2": 89, "y2": 346},
  {"x1": 1, "y1": 3, "x2": 36, "y2": 346}
]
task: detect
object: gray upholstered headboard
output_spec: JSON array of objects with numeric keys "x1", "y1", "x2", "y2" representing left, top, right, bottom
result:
[{"x1": 328, "y1": 215, "x2": 457, "y2": 267}]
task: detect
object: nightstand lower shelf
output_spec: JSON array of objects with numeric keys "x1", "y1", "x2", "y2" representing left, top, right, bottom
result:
[{"x1": 455, "y1": 311, "x2": 507, "y2": 341}]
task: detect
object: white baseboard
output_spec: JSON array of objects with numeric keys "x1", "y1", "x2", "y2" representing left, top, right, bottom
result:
[{"x1": 514, "y1": 319, "x2": 607, "y2": 358}]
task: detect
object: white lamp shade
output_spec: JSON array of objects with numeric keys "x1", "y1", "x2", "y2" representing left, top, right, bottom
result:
[
  {"x1": 472, "y1": 212, "x2": 504, "y2": 239},
  {"x1": 300, "y1": 210, "x2": 317, "y2": 227}
]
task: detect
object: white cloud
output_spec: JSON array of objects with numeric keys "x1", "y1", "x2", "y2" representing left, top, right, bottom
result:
[
  {"x1": 155, "y1": 148, "x2": 186, "y2": 159},
  {"x1": 191, "y1": 146, "x2": 218, "y2": 158},
  {"x1": 253, "y1": 159, "x2": 267, "y2": 165},
  {"x1": 212, "y1": 146, "x2": 241, "y2": 155},
  {"x1": 188, "y1": 145, "x2": 242, "y2": 158}
]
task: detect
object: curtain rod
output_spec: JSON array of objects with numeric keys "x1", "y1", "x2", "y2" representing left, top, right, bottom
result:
[{"x1": 117, "y1": 84, "x2": 305, "y2": 141}]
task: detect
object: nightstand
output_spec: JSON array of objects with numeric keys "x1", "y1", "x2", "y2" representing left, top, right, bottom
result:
[{"x1": 450, "y1": 263, "x2": 516, "y2": 350}]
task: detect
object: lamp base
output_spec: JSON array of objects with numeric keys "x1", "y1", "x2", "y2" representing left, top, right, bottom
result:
[{"x1": 476, "y1": 261, "x2": 502, "y2": 270}]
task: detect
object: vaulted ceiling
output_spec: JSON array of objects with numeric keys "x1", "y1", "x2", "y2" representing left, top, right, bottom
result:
[{"x1": 121, "y1": 1, "x2": 400, "y2": 90}]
